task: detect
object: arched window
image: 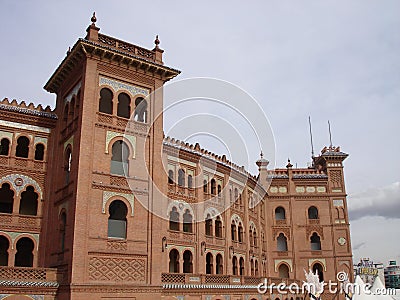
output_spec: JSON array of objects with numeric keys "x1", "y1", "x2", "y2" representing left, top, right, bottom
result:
[
  {"x1": 34, "y1": 144, "x2": 45, "y2": 161},
  {"x1": 278, "y1": 263, "x2": 289, "y2": 278},
  {"x1": 277, "y1": 233, "x2": 288, "y2": 251},
  {"x1": 250, "y1": 258, "x2": 254, "y2": 275},
  {"x1": 215, "y1": 216, "x2": 222, "y2": 238},
  {"x1": 64, "y1": 147, "x2": 72, "y2": 185},
  {"x1": 108, "y1": 200, "x2": 128, "y2": 239},
  {"x1": 169, "y1": 207, "x2": 179, "y2": 231},
  {"x1": 19, "y1": 186, "x2": 38, "y2": 216},
  {"x1": 249, "y1": 229, "x2": 253, "y2": 246},
  {"x1": 178, "y1": 169, "x2": 185, "y2": 187},
  {"x1": 117, "y1": 93, "x2": 131, "y2": 118},
  {"x1": 60, "y1": 212, "x2": 66, "y2": 252},
  {"x1": 63, "y1": 104, "x2": 69, "y2": 125},
  {"x1": 99, "y1": 88, "x2": 113, "y2": 114},
  {"x1": 69, "y1": 98, "x2": 75, "y2": 119},
  {"x1": 211, "y1": 179, "x2": 216, "y2": 195},
  {"x1": 253, "y1": 230, "x2": 257, "y2": 247},
  {"x1": 216, "y1": 254, "x2": 223, "y2": 274},
  {"x1": 0, "y1": 236, "x2": 9, "y2": 266},
  {"x1": 15, "y1": 237, "x2": 34, "y2": 267},
  {"x1": 232, "y1": 256, "x2": 238, "y2": 275},
  {"x1": 183, "y1": 209, "x2": 192, "y2": 233},
  {"x1": 183, "y1": 250, "x2": 193, "y2": 273},
  {"x1": 312, "y1": 263, "x2": 324, "y2": 282},
  {"x1": 231, "y1": 222, "x2": 236, "y2": 241},
  {"x1": 239, "y1": 257, "x2": 245, "y2": 275},
  {"x1": 168, "y1": 170, "x2": 174, "y2": 184},
  {"x1": 238, "y1": 223, "x2": 243, "y2": 243},
  {"x1": 16, "y1": 136, "x2": 29, "y2": 158},
  {"x1": 203, "y1": 180, "x2": 208, "y2": 193},
  {"x1": 206, "y1": 252, "x2": 213, "y2": 274},
  {"x1": 255, "y1": 260, "x2": 259, "y2": 276},
  {"x1": 188, "y1": 175, "x2": 193, "y2": 189},
  {"x1": 308, "y1": 206, "x2": 319, "y2": 219},
  {"x1": 0, "y1": 138, "x2": 10, "y2": 156},
  {"x1": 134, "y1": 97, "x2": 147, "y2": 123},
  {"x1": 205, "y1": 214, "x2": 213, "y2": 236},
  {"x1": 0, "y1": 183, "x2": 14, "y2": 213},
  {"x1": 310, "y1": 233, "x2": 321, "y2": 250},
  {"x1": 169, "y1": 249, "x2": 179, "y2": 273},
  {"x1": 217, "y1": 184, "x2": 222, "y2": 196},
  {"x1": 275, "y1": 206, "x2": 286, "y2": 220},
  {"x1": 234, "y1": 188, "x2": 238, "y2": 202},
  {"x1": 111, "y1": 141, "x2": 129, "y2": 176}
]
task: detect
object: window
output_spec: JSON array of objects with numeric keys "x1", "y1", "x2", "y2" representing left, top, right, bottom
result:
[
  {"x1": 238, "y1": 223, "x2": 243, "y2": 243},
  {"x1": 60, "y1": 212, "x2": 66, "y2": 252},
  {"x1": 117, "y1": 93, "x2": 131, "y2": 118},
  {"x1": 63, "y1": 104, "x2": 69, "y2": 125},
  {"x1": 0, "y1": 236, "x2": 9, "y2": 266},
  {"x1": 203, "y1": 180, "x2": 208, "y2": 193},
  {"x1": 232, "y1": 256, "x2": 238, "y2": 275},
  {"x1": 255, "y1": 260, "x2": 259, "y2": 276},
  {"x1": 183, "y1": 250, "x2": 193, "y2": 273},
  {"x1": 188, "y1": 175, "x2": 193, "y2": 189},
  {"x1": 205, "y1": 214, "x2": 213, "y2": 236},
  {"x1": 0, "y1": 138, "x2": 10, "y2": 156},
  {"x1": 69, "y1": 97, "x2": 75, "y2": 119},
  {"x1": 34, "y1": 144, "x2": 45, "y2": 161},
  {"x1": 231, "y1": 222, "x2": 236, "y2": 241},
  {"x1": 99, "y1": 88, "x2": 113, "y2": 114},
  {"x1": 251, "y1": 258, "x2": 254, "y2": 276},
  {"x1": 215, "y1": 216, "x2": 222, "y2": 238},
  {"x1": 253, "y1": 230, "x2": 257, "y2": 247},
  {"x1": 14, "y1": 237, "x2": 34, "y2": 267},
  {"x1": 312, "y1": 263, "x2": 324, "y2": 282},
  {"x1": 0, "y1": 183, "x2": 14, "y2": 213},
  {"x1": 64, "y1": 147, "x2": 72, "y2": 185},
  {"x1": 134, "y1": 97, "x2": 147, "y2": 123},
  {"x1": 168, "y1": 170, "x2": 174, "y2": 184},
  {"x1": 216, "y1": 254, "x2": 223, "y2": 274},
  {"x1": 239, "y1": 257, "x2": 244, "y2": 275},
  {"x1": 275, "y1": 206, "x2": 286, "y2": 220},
  {"x1": 206, "y1": 253, "x2": 213, "y2": 274},
  {"x1": 183, "y1": 209, "x2": 192, "y2": 233},
  {"x1": 217, "y1": 184, "x2": 221, "y2": 196},
  {"x1": 108, "y1": 200, "x2": 128, "y2": 239},
  {"x1": 111, "y1": 141, "x2": 129, "y2": 176},
  {"x1": 19, "y1": 186, "x2": 38, "y2": 216},
  {"x1": 278, "y1": 264, "x2": 289, "y2": 278},
  {"x1": 249, "y1": 230, "x2": 253, "y2": 246},
  {"x1": 169, "y1": 207, "x2": 179, "y2": 231},
  {"x1": 308, "y1": 206, "x2": 319, "y2": 219},
  {"x1": 211, "y1": 179, "x2": 216, "y2": 195},
  {"x1": 178, "y1": 169, "x2": 185, "y2": 187},
  {"x1": 277, "y1": 233, "x2": 288, "y2": 251},
  {"x1": 15, "y1": 136, "x2": 29, "y2": 158},
  {"x1": 169, "y1": 249, "x2": 179, "y2": 273},
  {"x1": 310, "y1": 233, "x2": 321, "y2": 250}
]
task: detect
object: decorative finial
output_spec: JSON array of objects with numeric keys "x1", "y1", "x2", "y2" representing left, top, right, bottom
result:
[
  {"x1": 67, "y1": 47, "x2": 71, "y2": 55},
  {"x1": 260, "y1": 151, "x2": 264, "y2": 158},
  {"x1": 154, "y1": 35, "x2": 160, "y2": 49},
  {"x1": 286, "y1": 158, "x2": 293, "y2": 169},
  {"x1": 91, "y1": 12, "x2": 97, "y2": 25}
]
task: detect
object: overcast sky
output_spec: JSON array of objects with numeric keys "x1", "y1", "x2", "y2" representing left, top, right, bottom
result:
[{"x1": 0, "y1": 1, "x2": 399, "y2": 266}]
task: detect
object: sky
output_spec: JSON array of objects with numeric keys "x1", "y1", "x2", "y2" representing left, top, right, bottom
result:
[{"x1": 0, "y1": 1, "x2": 399, "y2": 266}]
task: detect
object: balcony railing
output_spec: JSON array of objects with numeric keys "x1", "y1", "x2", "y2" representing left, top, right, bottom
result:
[
  {"x1": 0, "y1": 213, "x2": 41, "y2": 231},
  {"x1": 0, "y1": 266, "x2": 58, "y2": 286}
]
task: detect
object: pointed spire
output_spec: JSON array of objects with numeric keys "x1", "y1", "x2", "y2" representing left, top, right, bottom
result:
[{"x1": 91, "y1": 12, "x2": 97, "y2": 25}]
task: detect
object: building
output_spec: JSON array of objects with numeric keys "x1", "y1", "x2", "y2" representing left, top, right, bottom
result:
[
  {"x1": 354, "y1": 258, "x2": 384, "y2": 286},
  {"x1": 385, "y1": 261, "x2": 400, "y2": 289},
  {"x1": 0, "y1": 15, "x2": 353, "y2": 300}
]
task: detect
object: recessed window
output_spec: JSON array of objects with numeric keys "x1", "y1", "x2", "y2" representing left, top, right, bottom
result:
[
  {"x1": 183, "y1": 250, "x2": 193, "y2": 273},
  {"x1": 14, "y1": 237, "x2": 34, "y2": 267},
  {"x1": 117, "y1": 93, "x2": 131, "y2": 118},
  {"x1": 34, "y1": 144, "x2": 45, "y2": 161},
  {"x1": 99, "y1": 88, "x2": 113, "y2": 114},
  {"x1": 169, "y1": 249, "x2": 179, "y2": 273},
  {"x1": 183, "y1": 209, "x2": 192, "y2": 233},
  {"x1": 275, "y1": 206, "x2": 286, "y2": 220},
  {"x1": 277, "y1": 233, "x2": 288, "y2": 251},
  {"x1": 134, "y1": 97, "x2": 147, "y2": 123},
  {"x1": 308, "y1": 206, "x2": 319, "y2": 219},
  {"x1": 206, "y1": 253, "x2": 213, "y2": 274},
  {"x1": 16, "y1": 136, "x2": 29, "y2": 158},
  {"x1": 108, "y1": 200, "x2": 128, "y2": 239},
  {"x1": 169, "y1": 207, "x2": 179, "y2": 231},
  {"x1": 0, "y1": 236, "x2": 9, "y2": 266},
  {"x1": 19, "y1": 186, "x2": 38, "y2": 216},
  {"x1": 0, "y1": 183, "x2": 14, "y2": 214},
  {"x1": 111, "y1": 141, "x2": 129, "y2": 176},
  {"x1": 310, "y1": 232, "x2": 321, "y2": 250},
  {"x1": 0, "y1": 138, "x2": 10, "y2": 156}
]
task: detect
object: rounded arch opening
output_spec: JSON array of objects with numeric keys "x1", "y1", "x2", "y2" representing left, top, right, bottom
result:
[{"x1": 108, "y1": 200, "x2": 128, "y2": 239}]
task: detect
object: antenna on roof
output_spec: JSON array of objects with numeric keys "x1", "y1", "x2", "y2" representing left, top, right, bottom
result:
[
  {"x1": 308, "y1": 116, "x2": 315, "y2": 161},
  {"x1": 328, "y1": 120, "x2": 333, "y2": 147}
]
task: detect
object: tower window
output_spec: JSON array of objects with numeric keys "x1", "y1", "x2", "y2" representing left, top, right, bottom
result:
[
  {"x1": 99, "y1": 88, "x2": 113, "y2": 114},
  {"x1": 312, "y1": 263, "x2": 324, "y2": 282},
  {"x1": 178, "y1": 169, "x2": 185, "y2": 187},
  {"x1": 108, "y1": 200, "x2": 128, "y2": 239},
  {"x1": 0, "y1": 138, "x2": 10, "y2": 156},
  {"x1": 183, "y1": 209, "x2": 193, "y2": 233},
  {"x1": 15, "y1": 237, "x2": 34, "y2": 267},
  {"x1": 205, "y1": 214, "x2": 213, "y2": 236},
  {"x1": 169, "y1": 207, "x2": 179, "y2": 231},
  {"x1": 0, "y1": 236, "x2": 9, "y2": 266},
  {"x1": 188, "y1": 175, "x2": 193, "y2": 188},
  {"x1": 16, "y1": 136, "x2": 29, "y2": 158},
  {"x1": 169, "y1": 249, "x2": 179, "y2": 273},
  {"x1": 238, "y1": 223, "x2": 243, "y2": 242},
  {"x1": 308, "y1": 206, "x2": 319, "y2": 219},
  {"x1": 216, "y1": 254, "x2": 223, "y2": 274},
  {"x1": 239, "y1": 257, "x2": 244, "y2": 275},
  {"x1": 134, "y1": 97, "x2": 147, "y2": 123},
  {"x1": 211, "y1": 179, "x2": 216, "y2": 195},
  {"x1": 278, "y1": 263, "x2": 289, "y2": 278},
  {"x1": 277, "y1": 233, "x2": 288, "y2": 251},
  {"x1": 111, "y1": 141, "x2": 129, "y2": 176},
  {"x1": 117, "y1": 93, "x2": 131, "y2": 118},
  {"x1": 275, "y1": 206, "x2": 286, "y2": 220},
  {"x1": 183, "y1": 250, "x2": 193, "y2": 273},
  {"x1": 168, "y1": 170, "x2": 174, "y2": 184},
  {"x1": 310, "y1": 232, "x2": 321, "y2": 250},
  {"x1": 19, "y1": 186, "x2": 38, "y2": 216},
  {"x1": 206, "y1": 252, "x2": 213, "y2": 274},
  {"x1": 0, "y1": 183, "x2": 14, "y2": 214},
  {"x1": 215, "y1": 216, "x2": 222, "y2": 238},
  {"x1": 34, "y1": 144, "x2": 45, "y2": 161},
  {"x1": 64, "y1": 147, "x2": 72, "y2": 185},
  {"x1": 232, "y1": 256, "x2": 238, "y2": 275}
]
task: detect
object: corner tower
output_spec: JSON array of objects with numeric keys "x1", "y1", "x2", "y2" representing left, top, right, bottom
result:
[{"x1": 41, "y1": 14, "x2": 180, "y2": 299}]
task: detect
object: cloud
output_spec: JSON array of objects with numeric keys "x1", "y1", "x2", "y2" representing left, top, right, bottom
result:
[
  {"x1": 348, "y1": 182, "x2": 400, "y2": 220},
  {"x1": 352, "y1": 242, "x2": 366, "y2": 251}
]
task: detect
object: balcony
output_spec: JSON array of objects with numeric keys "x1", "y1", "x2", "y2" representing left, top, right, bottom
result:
[
  {"x1": 0, "y1": 157, "x2": 47, "y2": 171},
  {"x1": 167, "y1": 183, "x2": 197, "y2": 202},
  {"x1": 0, "y1": 213, "x2": 41, "y2": 232}
]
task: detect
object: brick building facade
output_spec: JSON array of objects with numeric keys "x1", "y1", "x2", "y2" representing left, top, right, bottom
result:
[{"x1": 0, "y1": 15, "x2": 353, "y2": 300}]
